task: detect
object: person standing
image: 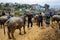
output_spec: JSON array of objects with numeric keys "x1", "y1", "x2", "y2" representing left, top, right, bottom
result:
[
  {"x1": 45, "y1": 12, "x2": 50, "y2": 27},
  {"x1": 24, "y1": 13, "x2": 27, "y2": 27},
  {"x1": 38, "y1": 13, "x2": 43, "y2": 27},
  {"x1": 7, "y1": 12, "x2": 13, "y2": 19},
  {"x1": 27, "y1": 13, "x2": 33, "y2": 28},
  {"x1": 2, "y1": 11, "x2": 5, "y2": 16}
]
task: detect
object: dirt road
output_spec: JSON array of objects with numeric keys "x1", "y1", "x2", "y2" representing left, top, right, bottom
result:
[{"x1": 0, "y1": 22, "x2": 59, "y2": 40}]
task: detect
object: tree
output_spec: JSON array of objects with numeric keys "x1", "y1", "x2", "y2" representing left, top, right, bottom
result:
[
  {"x1": 0, "y1": 3, "x2": 2, "y2": 9},
  {"x1": 4, "y1": 3, "x2": 9, "y2": 7},
  {"x1": 0, "y1": 3, "x2": 4, "y2": 10},
  {"x1": 44, "y1": 4, "x2": 50, "y2": 11}
]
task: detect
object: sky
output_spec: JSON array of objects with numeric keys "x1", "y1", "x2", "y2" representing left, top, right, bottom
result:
[{"x1": 0, "y1": 0, "x2": 60, "y2": 9}]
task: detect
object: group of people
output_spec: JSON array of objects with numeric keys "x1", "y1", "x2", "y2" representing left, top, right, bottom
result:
[
  {"x1": 0, "y1": 11, "x2": 56, "y2": 28},
  {"x1": 27, "y1": 13, "x2": 44, "y2": 28},
  {"x1": 24, "y1": 11, "x2": 56, "y2": 28},
  {"x1": 0, "y1": 11, "x2": 57, "y2": 39},
  {"x1": 0, "y1": 11, "x2": 14, "y2": 18}
]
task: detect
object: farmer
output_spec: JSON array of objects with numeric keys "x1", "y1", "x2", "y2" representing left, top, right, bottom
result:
[
  {"x1": 27, "y1": 13, "x2": 33, "y2": 28},
  {"x1": 24, "y1": 13, "x2": 27, "y2": 26},
  {"x1": 32, "y1": 12, "x2": 35, "y2": 17},
  {"x1": 7, "y1": 12, "x2": 13, "y2": 19},
  {"x1": 38, "y1": 13, "x2": 43, "y2": 27},
  {"x1": 45, "y1": 12, "x2": 50, "y2": 27}
]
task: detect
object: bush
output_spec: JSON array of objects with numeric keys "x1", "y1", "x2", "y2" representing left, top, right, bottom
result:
[
  {"x1": 14, "y1": 10, "x2": 25, "y2": 15},
  {"x1": 14, "y1": 11, "x2": 20, "y2": 15}
]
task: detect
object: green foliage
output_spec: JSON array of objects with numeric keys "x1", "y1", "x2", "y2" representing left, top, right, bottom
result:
[
  {"x1": 5, "y1": 3, "x2": 9, "y2": 7},
  {"x1": 44, "y1": 4, "x2": 50, "y2": 11},
  {"x1": 14, "y1": 11, "x2": 20, "y2": 15},
  {"x1": 34, "y1": 10, "x2": 40, "y2": 14},
  {"x1": 57, "y1": 12, "x2": 60, "y2": 15},
  {"x1": 14, "y1": 10, "x2": 24, "y2": 15}
]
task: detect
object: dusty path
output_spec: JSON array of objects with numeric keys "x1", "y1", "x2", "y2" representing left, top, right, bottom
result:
[
  {"x1": 0, "y1": 21, "x2": 59, "y2": 40},
  {"x1": 0, "y1": 23, "x2": 41, "y2": 40}
]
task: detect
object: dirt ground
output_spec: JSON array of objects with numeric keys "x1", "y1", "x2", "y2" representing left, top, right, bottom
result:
[{"x1": 0, "y1": 20, "x2": 60, "y2": 40}]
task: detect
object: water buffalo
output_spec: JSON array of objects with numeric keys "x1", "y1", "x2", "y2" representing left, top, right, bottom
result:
[
  {"x1": 52, "y1": 15, "x2": 60, "y2": 29},
  {"x1": 52, "y1": 15, "x2": 60, "y2": 22},
  {"x1": 34, "y1": 14, "x2": 39, "y2": 23},
  {"x1": 4, "y1": 16, "x2": 26, "y2": 39},
  {"x1": 0, "y1": 16, "x2": 8, "y2": 28}
]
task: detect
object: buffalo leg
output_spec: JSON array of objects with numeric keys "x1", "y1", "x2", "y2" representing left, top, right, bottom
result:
[
  {"x1": 7, "y1": 27, "x2": 12, "y2": 39},
  {"x1": 58, "y1": 22, "x2": 60, "y2": 29},
  {"x1": 23, "y1": 25, "x2": 26, "y2": 34},
  {"x1": 1, "y1": 24, "x2": 2, "y2": 28},
  {"x1": 7, "y1": 30, "x2": 11, "y2": 39},
  {"x1": 11, "y1": 30, "x2": 15, "y2": 39},
  {"x1": 19, "y1": 28, "x2": 21, "y2": 35},
  {"x1": 3, "y1": 26, "x2": 5, "y2": 35},
  {"x1": 28, "y1": 22, "x2": 30, "y2": 28},
  {"x1": 57, "y1": 21, "x2": 60, "y2": 29}
]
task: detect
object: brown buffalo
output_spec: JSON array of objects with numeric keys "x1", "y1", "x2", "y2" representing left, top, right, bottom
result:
[{"x1": 4, "y1": 16, "x2": 26, "y2": 39}]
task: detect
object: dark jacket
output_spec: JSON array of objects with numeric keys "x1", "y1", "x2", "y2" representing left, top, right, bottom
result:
[
  {"x1": 38, "y1": 14, "x2": 43, "y2": 21},
  {"x1": 27, "y1": 14, "x2": 33, "y2": 21}
]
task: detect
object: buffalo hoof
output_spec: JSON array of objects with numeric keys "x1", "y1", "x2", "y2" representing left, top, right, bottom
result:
[
  {"x1": 24, "y1": 32, "x2": 26, "y2": 34},
  {"x1": 19, "y1": 33, "x2": 21, "y2": 35},
  {"x1": 13, "y1": 38, "x2": 16, "y2": 40},
  {"x1": 9, "y1": 37, "x2": 12, "y2": 39}
]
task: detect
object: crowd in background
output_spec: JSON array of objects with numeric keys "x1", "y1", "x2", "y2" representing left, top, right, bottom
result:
[{"x1": 0, "y1": 11, "x2": 56, "y2": 28}]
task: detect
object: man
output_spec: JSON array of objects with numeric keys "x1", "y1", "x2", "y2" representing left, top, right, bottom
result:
[
  {"x1": 7, "y1": 12, "x2": 13, "y2": 19},
  {"x1": 2, "y1": 11, "x2": 5, "y2": 16},
  {"x1": 24, "y1": 13, "x2": 27, "y2": 26},
  {"x1": 27, "y1": 13, "x2": 33, "y2": 28},
  {"x1": 38, "y1": 13, "x2": 43, "y2": 27},
  {"x1": 32, "y1": 12, "x2": 35, "y2": 17},
  {"x1": 46, "y1": 12, "x2": 50, "y2": 27}
]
